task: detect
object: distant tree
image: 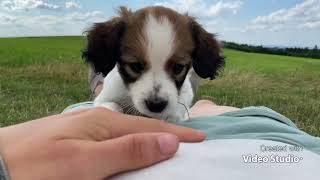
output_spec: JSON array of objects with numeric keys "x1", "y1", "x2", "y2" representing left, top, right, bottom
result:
[{"x1": 222, "y1": 41, "x2": 320, "y2": 60}]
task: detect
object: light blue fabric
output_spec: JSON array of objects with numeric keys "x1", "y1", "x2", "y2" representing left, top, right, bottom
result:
[
  {"x1": 178, "y1": 106, "x2": 320, "y2": 155},
  {"x1": 0, "y1": 154, "x2": 10, "y2": 180},
  {"x1": 63, "y1": 102, "x2": 320, "y2": 155},
  {"x1": 63, "y1": 101, "x2": 96, "y2": 113}
]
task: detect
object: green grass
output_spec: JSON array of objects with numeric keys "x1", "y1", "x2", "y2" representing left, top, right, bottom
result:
[{"x1": 0, "y1": 37, "x2": 319, "y2": 136}]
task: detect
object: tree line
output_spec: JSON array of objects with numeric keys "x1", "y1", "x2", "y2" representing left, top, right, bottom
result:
[{"x1": 222, "y1": 41, "x2": 320, "y2": 59}]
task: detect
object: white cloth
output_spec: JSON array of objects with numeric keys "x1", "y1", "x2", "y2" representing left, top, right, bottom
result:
[{"x1": 111, "y1": 139, "x2": 320, "y2": 180}]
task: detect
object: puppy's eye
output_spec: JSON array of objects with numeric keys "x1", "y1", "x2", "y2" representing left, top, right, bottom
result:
[
  {"x1": 128, "y1": 62, "x2": 144, "y2": 74},
  {"x1": 172, "y1": 63, "x2": 185, "y2": 75}
]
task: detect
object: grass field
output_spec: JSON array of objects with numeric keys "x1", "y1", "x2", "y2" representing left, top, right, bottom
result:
[{"x1": 0, "y1": 36, "x2": 319, "y2": 136}]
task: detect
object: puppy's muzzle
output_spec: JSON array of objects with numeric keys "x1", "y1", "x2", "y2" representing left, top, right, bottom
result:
[{"x1": 145, "y1": 96, "x2": 168, "y2": 113}]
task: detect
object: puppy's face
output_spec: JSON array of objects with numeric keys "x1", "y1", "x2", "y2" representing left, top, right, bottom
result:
[{"x1": 83, "y1": 6, "x2": 224, "y2": 119}]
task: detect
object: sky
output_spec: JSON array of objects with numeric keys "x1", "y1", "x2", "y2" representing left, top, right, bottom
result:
[{"x1": 0, "y1": 0, "x2": 319, "y2": 47}]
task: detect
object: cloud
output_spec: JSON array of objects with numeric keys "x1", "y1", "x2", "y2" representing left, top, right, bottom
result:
[
  {"x1": 0, "y1": 13, "x2": 17, "y2": 25},
  {"x1": 248, "y1": 0, "x2": 320, "y2": 31},
  {"x1": 0, "y1": 10, "x2": 106, "y2": 36},
  {"x1": 65, "y1": 1, "x2": 80, "y2": 9},
  {"x1": 155, "y1": 0, "x2": 243, "y2": 18},
  {"x1": 0, "y1": 0, "x2": 60, "y2": 11},
  {"x1": 66, "y1": 11, "x2": 105, "y2": 22},
  {"x1": 302, "y1": 21, "x2": 320, "y2": 28},
  {"x1": 0, "y1": 10, "x2": 105, "y2": 25}
]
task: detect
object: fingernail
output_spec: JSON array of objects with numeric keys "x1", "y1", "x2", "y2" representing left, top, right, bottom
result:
[
  {"x1": 197, "y1": 131, "x2": 207, "y2": 139},
  {"x1": 157, "y1": 134, "x2": 179, "y2": 155}
]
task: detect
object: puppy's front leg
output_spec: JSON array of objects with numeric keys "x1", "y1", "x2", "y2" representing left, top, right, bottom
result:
[{"x1": 95, "y1": 102, "x2": 123, "y2": 113}]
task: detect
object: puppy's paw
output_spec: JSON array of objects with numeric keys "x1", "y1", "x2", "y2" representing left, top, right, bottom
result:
[{"x1": 95, "y1": 102, "x2": 123, "y2": 112}]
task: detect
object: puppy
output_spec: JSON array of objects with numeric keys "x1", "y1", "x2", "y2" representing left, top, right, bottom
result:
[{"x1": 83, "y1": 6, "x2": 224, "y2": 122}]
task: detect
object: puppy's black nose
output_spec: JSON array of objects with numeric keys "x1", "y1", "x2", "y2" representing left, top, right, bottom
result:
[{"x1": 145, "y1": 98, "x2": 168, "y2": 113}]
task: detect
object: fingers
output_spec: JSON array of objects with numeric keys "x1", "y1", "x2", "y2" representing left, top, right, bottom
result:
[
  {"x1": 86, "y1": 108, "x2": 206, "y2": 142},
  {"x1": 90, "y1": 133, "x2": 179, "y2": 178},
  {"x1": 112, "y1": 115, "x2": 206, "y2": 142}
]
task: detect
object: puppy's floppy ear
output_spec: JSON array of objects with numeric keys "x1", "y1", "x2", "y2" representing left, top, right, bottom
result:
[
  {"x1": 189, "y1": 18, "x2": 225, "y2": 79},
  {"x1": 82, "y1": 16, "x2": 126, "y2": 76}
]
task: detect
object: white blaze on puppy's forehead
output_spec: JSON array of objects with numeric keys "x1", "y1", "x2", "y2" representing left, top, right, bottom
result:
[
  {"x1": 144, "y1": 14, "x2": 176, "y2": 69},
  {"x1": 126, "y1": 13, "x2": 179, "y2": 119}
]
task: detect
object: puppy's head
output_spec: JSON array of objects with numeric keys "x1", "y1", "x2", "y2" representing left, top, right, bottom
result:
[{"x1": 83, "y1": 6, "x2": 224, "y2": 119}]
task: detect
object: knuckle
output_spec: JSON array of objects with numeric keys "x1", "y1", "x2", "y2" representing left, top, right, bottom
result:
[{"x1": 125, "y1": 135, "x2": 152, "y2": 164}]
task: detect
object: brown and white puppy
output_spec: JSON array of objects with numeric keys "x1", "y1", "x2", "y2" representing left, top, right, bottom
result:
[{"x1": 83, "y1": 6, "x2": 224, "y2": 122}]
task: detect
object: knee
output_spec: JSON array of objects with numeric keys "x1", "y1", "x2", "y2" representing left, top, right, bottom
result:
[{"x1": 194, "y1": 100, "x2": 216, "y2": 106}]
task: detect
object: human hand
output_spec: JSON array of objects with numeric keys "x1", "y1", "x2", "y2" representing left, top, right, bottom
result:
[{"x1": 0, "y1": 108, "x2": 205, "y2": 180}]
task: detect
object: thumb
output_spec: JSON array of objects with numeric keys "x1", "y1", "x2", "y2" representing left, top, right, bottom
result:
[{"x1": 91, "y1": 133, "x2": 179, "y2": 178}]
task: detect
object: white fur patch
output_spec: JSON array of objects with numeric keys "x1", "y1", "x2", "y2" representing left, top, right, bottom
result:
[
  {"x1": 127, "y1": 14, "x2": 181, "y2": 120},
  {"x1": 145, "y1": 14, "x2": 175, "y2": 69}
]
